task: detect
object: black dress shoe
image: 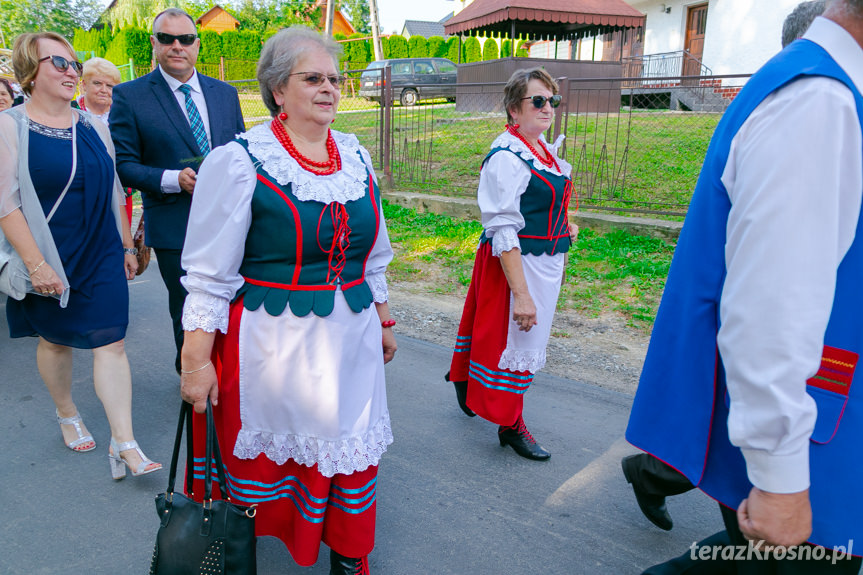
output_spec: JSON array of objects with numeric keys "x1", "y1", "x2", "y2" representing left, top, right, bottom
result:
[
  {"x1": 621, "y1": 455, "x2": 673, "y2": 531},
  {"x1": 329, "y1": 549, "x2": 370, "y2": 575},
  {"x1": 498, "y1": 416, "x2": 550, "y2": 460},
  {"x1": 444, "y1": 372, "x2": 475, "y2": 417}
]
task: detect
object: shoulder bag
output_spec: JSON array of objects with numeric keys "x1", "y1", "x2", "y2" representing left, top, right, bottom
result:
[{"x1": 149, "y1": 400, "x2": 257, "y2": 575}]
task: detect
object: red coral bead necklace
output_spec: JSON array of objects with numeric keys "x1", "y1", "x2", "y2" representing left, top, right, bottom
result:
[
  {"x1": 271, "y1": 117, "x2": 341, "y2": 175},
  {"x1": 506, "y1": 124, "x2": 559, "y2": 171}
]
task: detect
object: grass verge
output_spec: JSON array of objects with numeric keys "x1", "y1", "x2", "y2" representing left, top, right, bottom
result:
[{"x1": 384, "y1": 201, "x2": 675, "y2": 331}]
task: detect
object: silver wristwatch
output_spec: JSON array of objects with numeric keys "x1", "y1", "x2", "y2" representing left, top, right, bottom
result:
[{"x1": 123, "y1": 247, "x2": 139, "y2": 256}]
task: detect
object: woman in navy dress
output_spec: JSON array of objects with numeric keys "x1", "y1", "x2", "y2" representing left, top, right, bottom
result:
[{"x1": 0, "y1": 32, "x2": 160, "y2": 479}]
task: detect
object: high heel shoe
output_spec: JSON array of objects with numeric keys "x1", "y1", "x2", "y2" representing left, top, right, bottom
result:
[
  {"x1": 108, "y1": 438, "x2": 162, "y2": 480},
  {"x1": 56, "y1": 409, "x2": 96, "y2": 452}
]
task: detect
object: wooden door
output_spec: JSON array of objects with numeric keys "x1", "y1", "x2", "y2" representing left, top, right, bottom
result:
[{"x1": 683, "y1": 3, "x2": 708, "y2": 80}]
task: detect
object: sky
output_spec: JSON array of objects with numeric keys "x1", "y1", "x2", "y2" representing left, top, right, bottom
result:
[{"x1": 375, "y1": 0, "x2": 458, "y2": 35}]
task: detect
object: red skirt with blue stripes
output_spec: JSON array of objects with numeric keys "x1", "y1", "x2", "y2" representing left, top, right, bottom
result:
[
  {"x1": 187, "y1": 299, "x2": 377, "y2": 566},
  {"x1": 449, "y1": 242, "x2": 535, "y2": 426}
]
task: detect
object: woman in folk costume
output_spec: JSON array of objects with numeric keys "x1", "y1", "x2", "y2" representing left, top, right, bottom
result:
[
  {"x1": 179, "y1": 27, "x2": 396, "y2": 575},
  {"x1": 448, "y1": 67, "x2": 577, "y2": 461}
]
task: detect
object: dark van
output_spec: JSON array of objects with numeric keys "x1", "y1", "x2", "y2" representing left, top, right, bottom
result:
[{"x1": 359, "y1": 57, "x2": 458, "y2": 106}]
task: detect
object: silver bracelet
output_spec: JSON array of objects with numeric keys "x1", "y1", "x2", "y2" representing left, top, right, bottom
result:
[
  {"x1": 123, "y1": 247, "x2": 138, "y2": 256},
  {"x1": 180, "y1": 360, "x2": 212, "y2": 375}
]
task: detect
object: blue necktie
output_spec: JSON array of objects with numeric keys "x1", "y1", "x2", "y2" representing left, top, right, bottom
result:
[{"x1": 178, "y1": 84, "x2": 210, "y2": 156}]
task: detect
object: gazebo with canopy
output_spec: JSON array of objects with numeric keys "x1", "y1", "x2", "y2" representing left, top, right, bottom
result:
[{"x1": 444, "y1": 0, "x2": 645, "y2": 113}]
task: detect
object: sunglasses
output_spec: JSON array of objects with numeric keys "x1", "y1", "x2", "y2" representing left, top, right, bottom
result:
[
  {"x1": 522, "y1": 94, "x2": 562, "y2": 109},
  {"x1": 154, "y1": 32, "x2": 198, "y2": 46},
  {"x1": 289, "y1": 71, "x2": 345, "y2": 88},
  {"x1": 39, "y1": 55, "x2": 83, "y2": 77}
]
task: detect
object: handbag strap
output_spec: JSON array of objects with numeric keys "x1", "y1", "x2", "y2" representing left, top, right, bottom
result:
[
  {"x1": 45, "y1": 117, "x2": 77, "y2": 223},
  {"x1": 165, "y1": 398, "x2": 232, "y2": 501}
]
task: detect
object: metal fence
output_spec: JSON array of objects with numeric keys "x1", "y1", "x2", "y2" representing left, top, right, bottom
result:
[{"x1": 230, "y1": 70, "x2": 751, "y2": 217}]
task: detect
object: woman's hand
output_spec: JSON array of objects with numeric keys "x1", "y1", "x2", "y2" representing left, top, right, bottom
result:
[
  {"x1": 512, "y1": 293, "x2": 537, "y2": 332},
  {"x1": 30, "y1": 262, "x2": 65, "y2": 297},
  {"x1": 124, "y1": 253, "x2": 138, "y2": 280},
  {"x1": 180, "y1": 361, "x2": 219, "y2": 414},
  {"x1": 569, "y1": 223, "x2": 579, "y2": 242},
  {"x1": 382, "y1": 327, "x2": 397, "y2": 364}
]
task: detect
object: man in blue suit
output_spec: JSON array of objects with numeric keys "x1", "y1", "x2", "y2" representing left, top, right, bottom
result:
[{"x1": 110, "y1": 8, "x2": 245, "y2": 373}]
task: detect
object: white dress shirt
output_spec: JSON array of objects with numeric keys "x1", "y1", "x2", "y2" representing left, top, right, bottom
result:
[
  {"x1": 717, "y1": 17, "x2": 863, "y2": 494},
  {"x1": 157, "y1": 67, "x2": 212, "y2": 194}
]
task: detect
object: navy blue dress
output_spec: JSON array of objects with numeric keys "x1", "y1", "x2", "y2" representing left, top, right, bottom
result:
[{"x1": 6, "y1": 118, "x2": 128, "y2": 349}]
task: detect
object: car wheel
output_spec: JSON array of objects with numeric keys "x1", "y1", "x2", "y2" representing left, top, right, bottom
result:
[{"x1": 400, "y1": 88, "x2": 418, "y2": 106}]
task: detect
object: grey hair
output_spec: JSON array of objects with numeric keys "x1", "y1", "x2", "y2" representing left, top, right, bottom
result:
[
  {"x1": 257, "y1": 26, "x2": 343, "y2": 117},
  {"x1": 152, "y1": 8, "x2": 196, "y2": 33},
  {"x1": 502, "y1": 67, "x2": 559, "y2": 125},
  {"x1": 781, "y1": 0, "x2": 826, "y2": 47}
]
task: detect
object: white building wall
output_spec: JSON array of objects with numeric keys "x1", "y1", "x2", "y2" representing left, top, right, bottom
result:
[{"x1": 627, "y1": 0, "x2": 804, "y2": 74}]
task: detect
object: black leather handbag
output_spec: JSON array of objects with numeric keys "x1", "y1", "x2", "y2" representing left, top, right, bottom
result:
[{"x1": 149, "y1": 400, "x2": 257, "y2": 575}]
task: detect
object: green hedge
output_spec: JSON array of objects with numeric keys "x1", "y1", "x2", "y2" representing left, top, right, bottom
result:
[
  {"x1": 220, "y1": 30, "x2": 261, "y2": 60},
  {"x1": 73, "y1": 28, "x2": 112, "y2": 58},
  {"x1": 462, "y1": 36, "x2": 481, "y2": 63},
  {"x1": 427, "y1": 35, "x2": 445, "y2": 58},
  {"x1": 501, "y1": 39, "x2": 512, "y2": 58},
  {"x1": 345, "y1": 34, "x2": 371, "y2": 69},
  {"x1": 198, "y1": 30, "x2": 222, "y2": 64},
  {"x1": 384, "y1": 34, "x2": 408, "y2": 59},
  {"x1": 408, "y1": 35, "x2": 428, "y2": 58},
  {"x1": 104, "y1": 27, "x2": 151, "y2": 68},
  {"x1": 516, "y1": 39, "x2": 530, "y2": 57},
  {"x1": 445, "y1": 36, "x2": 460, "y2": 63},
  {"x1": 482, "y1": 38, "x2": 499, "y2": 61}
]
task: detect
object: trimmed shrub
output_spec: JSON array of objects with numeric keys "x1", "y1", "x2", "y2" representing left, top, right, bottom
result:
[
  {"x1": 408, "y1": 35, "x2": 428, "y2": 58},
  {"x1": 385, "y1": 34, "x2": 408, "y2": 59},
  {"x1": 73, "y1": 28, "x2": 109, "y2": 58},
  {"x1": 482, "y1": 37, "x2": 498, "y2": 61},
  {"x1": 346, "y1": 33, "x2": 371, "y2": 70},
  {"x1": 104, "y1": 27, "x2": 151, "y2": 67},
  {"x1": 427, "y1": 35, "x2": 445, "y2": 58},
  {"x1": 501, "y1": 39, "x2": 512, "y2": 58},
  {"x1": 462, "y1": 36, "x2": 481, "y2": 63},
  {"x1": 220, "y1": 30, "x2": 261, "y2": 60},
  {"x1": 516, "y1": 39, "x2": 530, "y2": 57},
  {"x1": 198, "y1": 30, "x2": 222, "y2": 64},
  {"x1": 445, "y1": 36, "x2": 460, "y2": 63}
]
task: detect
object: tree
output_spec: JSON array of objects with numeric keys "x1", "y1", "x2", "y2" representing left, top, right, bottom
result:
[
  {"x1": 102, "y1": 0, "x2": 177, "y2": 31},
  {"x1": 407, "y1": 35, "x2": 427, "y2": 58},
  {"x1": 462, "y1": 36, "x2": 480, "y2": 63},
  {"x1": 340, "y1": 0, "x2": 370, "y2": 35},
  {"x1": 482, "y1": 37, "x2": 498, "y2": 61},
  {"x1": 0, "y1": 0, "x2": 104, "y2": 44},
  {"x1": 229, "y1": 0, "x2": 320, "y2": 35}
]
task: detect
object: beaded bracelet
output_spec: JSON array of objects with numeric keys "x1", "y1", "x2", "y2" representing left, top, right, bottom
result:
[
  {"x1": 381, "y1": 319, "x2": 396, "y2": 328},
  {"x1": 29, "y1": 259, "x2": 46, "y2": 275},
  {"x1": 180, "y1": 360, "x2": 212, "y2": 375}
]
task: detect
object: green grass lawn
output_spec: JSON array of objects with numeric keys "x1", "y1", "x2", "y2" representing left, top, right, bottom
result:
[{"x1": 384, "y1": 201, "x2": 675, "y2": 331}]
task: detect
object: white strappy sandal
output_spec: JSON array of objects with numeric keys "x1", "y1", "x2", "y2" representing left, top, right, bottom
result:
[
  {"x1": 108, "y1": 438, "x2": 162, "y2": 480},
  {"x1": 56, "y1": 409, "x2": 96, "y2": 452}
]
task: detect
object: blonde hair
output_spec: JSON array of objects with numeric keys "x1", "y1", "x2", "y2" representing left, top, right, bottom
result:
[
  {"x1": 13, "y1": 32, "x2": 78, "y2": 97},
  {"x1": 82, "y1": 57, "x2": 121, "y2": 85}
]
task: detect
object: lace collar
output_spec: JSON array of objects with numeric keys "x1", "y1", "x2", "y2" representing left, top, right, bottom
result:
[
  {"x1": 239, "y1": 123, "x2": 374, "y2": 204},
  {"x1": 490, "y1": 130, "x2": 572, "y2": 177}
]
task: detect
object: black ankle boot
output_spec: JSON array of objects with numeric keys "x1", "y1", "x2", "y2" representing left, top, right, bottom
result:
[
  {"x1": 329, "y1": 549, "x2": 369, "y2": 575},
  {"x1": 445, "y1": 372, "x2": 475, "y2": 417},
  {"x1": 498, "y1": 416, "x2": 550, "y2": 461}
]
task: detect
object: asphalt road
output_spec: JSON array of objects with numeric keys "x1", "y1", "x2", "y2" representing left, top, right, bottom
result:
[{"x1": 0, "y1": 261, "x2": 724, "y2": 574}]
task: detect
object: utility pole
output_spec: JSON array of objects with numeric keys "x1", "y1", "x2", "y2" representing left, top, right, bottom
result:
[
  {"x1": 368, "y1": 0, "x2": 383, "y2": 61},
  {"x1": 325, "y1": 0, "x2": 336, "y2": 37}
]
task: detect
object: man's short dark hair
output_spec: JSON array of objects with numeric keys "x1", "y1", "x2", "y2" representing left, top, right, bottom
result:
[{"x1": 152, "y1": 8, "x2": 196, "y2": 33}]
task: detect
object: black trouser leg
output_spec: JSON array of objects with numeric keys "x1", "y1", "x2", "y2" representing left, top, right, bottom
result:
[
  {"x1": 719, "y1": 504, "x2": 862, "y2": 574},
  {"x1": 626, "y1": 453, "x2": 696, "y2": 497},
  {"x1": 642, "y1": 530, "x2": 734, "y2": 574},
  {"x1": 154, "y1": 248, "x2": 187, "y2": 374}
]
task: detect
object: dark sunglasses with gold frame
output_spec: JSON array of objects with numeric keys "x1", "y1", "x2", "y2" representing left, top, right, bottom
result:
[{"x1": 39, "y1": 55, "x2": 83, "y2": 77}]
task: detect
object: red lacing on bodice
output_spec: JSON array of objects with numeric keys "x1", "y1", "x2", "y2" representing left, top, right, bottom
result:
[{"x1": 318, "y1": 203, "x2": 352, "y2": 284}]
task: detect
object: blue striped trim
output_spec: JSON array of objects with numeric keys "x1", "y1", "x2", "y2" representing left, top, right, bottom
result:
[
  {"x1": 454, "y1": 335, "x2": 472, "y2": 353},
  {"x1": 192, "y1": 459, "x2": 327, "y2": 523},
  {"x1": 327, "y1": 478, "x2": 377, "y2": 514},
  {"x1": 468, "y1": 361, "x2": 533, "y2": 394}
]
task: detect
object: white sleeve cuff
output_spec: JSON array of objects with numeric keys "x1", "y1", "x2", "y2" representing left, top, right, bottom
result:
[
  {"x1": 366, "y1": 272, "x2": 389, "y2": 303},
  {"x1": 491, "y1": 226, "x2": 520, "y2": 257},
  {"x1": 182, "y1": 290, "x2": 230, "y2": 334},
  {"x1": 160, "y1": 169, "x2": 182, "y2": 194},
  {"x1": 741, "y1": 446, "x2": 810, "y2": 494}
]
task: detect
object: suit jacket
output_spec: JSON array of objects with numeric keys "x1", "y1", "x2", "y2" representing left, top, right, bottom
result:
[{"x1": 109, "y1": 69, "x2": 245, "y2": 250}]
